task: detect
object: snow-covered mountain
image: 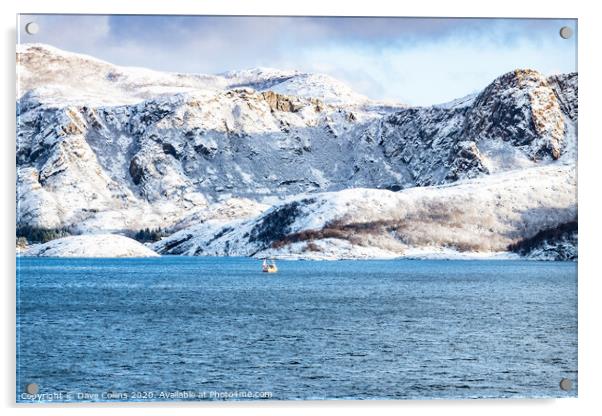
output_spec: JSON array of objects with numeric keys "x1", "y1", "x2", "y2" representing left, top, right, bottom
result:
[{"x1": 16, "y1": 44, "x2": 577, "y2": 259}]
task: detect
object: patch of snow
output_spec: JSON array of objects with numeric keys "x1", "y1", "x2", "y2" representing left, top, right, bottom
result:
[
  {"x1": 258, "y1": 238, "x2": 401, "y2": 260},
  {"x1": 401, "y1": 247, "x2": 520, "y2": 260},
  {"x1": 21, "y1": 234, "x2": 159, "y2": 257},
  {"x1": 433, "y1": 92, "x2": 478, "y2": 109}
]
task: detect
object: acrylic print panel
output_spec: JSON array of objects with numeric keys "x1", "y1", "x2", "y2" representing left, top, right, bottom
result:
[{"x1": 16, "y1": 14, "x2": 578, "y2": 402}]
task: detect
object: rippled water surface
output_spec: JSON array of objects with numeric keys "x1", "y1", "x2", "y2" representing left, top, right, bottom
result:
[{"x1": 17, "y1": 257, "x2": 577, "y2": 401}]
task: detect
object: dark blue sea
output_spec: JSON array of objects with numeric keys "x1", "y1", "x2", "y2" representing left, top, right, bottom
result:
[{"x1": 16, "y1": 257, "x2": 577, "y2": 402}]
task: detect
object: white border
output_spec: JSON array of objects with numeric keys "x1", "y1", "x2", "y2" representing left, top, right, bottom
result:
[{"x1": 2, "y1": 1, "x2": 601, "y2": 415}]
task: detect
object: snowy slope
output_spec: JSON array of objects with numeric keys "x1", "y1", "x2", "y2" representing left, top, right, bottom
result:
[
  {"x1": 249, "y1": 72, "x2": 370, "y2": 105},
  {"x1": 433, "y1": 93, "x2": 478, "y2": 109},
  {"x1": 153, "y1": 164, "x2": 576, "y2": 259},
  {"x1": 21, "y1": 234, "x2": 159, "y2": 257},
  {"x1": 17, "y1": 44, "x2": 227, "y2": 107}
]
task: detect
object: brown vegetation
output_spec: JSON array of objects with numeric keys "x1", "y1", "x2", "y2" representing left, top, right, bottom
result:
[{"x1": 271, "y1": 197, "x2": 504, "y2": 253}]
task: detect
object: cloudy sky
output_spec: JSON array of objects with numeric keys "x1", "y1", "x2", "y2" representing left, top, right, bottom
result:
[{"x1": 18, "y1": 15, "x2": 577, "y2": 105}]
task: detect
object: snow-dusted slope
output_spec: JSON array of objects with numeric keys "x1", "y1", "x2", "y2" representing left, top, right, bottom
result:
[
  {"x1": 17, "y1": 44, "x2": 227, "y2": 107},
  {"x1": 239, "y1": 71, "x2": 370, "y2": 105},
  {"x1": 153, "y1": 164, "x2": 576, "y2": 259},
  {"x1": 433, "y1": 93, "x2": 478, "y2": 109},
  {"x1": 21, "y1": 234, "x2": 158, "y2": 257},
  {"x1": 221, "y1": 68, "x2": 371, "y2": 105}
]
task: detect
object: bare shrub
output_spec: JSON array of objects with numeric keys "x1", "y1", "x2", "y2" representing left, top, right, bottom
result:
[{"x1": 304, "y1": 242, "x2": 321, "y2": 252}]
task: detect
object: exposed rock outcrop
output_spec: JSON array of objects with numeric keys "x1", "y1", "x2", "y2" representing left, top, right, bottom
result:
[{"x1": 508, "y1": 221, "x2": 578, "y2": 261}]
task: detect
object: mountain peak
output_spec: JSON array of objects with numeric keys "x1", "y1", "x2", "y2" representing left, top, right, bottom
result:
[{"x1": 17, "y1": 43, "x2": 377, "y2": 107}]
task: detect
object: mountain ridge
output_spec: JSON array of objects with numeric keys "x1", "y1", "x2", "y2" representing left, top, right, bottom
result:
[{"x1": 17, "y1": 43, "x2": 399, "y2": 108}]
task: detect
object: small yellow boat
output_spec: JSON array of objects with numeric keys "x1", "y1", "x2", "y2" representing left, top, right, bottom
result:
[{"x1": 262, "y1": 258, "x2": 278, "y2": 273}]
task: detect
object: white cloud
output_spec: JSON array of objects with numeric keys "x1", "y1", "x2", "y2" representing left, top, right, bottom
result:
[{"x1": 287, "y1": 35, "x2": 576, "y2": 105}]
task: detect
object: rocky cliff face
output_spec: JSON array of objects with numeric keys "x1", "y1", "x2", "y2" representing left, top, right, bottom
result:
[
  {"x1": 464, "y1": 69, "x2": 569, "y2": 161},
  {"x1": 16, "y1": 44, "x2": 578, "y2": 259},
  {"x1": 354, "y1": 69, "x2": 577, "y2": 188}
]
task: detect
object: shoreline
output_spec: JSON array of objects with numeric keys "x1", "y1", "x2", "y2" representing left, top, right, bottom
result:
[{"x1": 16, "y1": 252, "x2": 575, "y2": 262}]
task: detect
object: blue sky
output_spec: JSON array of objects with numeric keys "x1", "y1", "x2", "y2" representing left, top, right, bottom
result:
[{"x1": 18, "y1": 15, "x2": 577, "y2": 105}]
